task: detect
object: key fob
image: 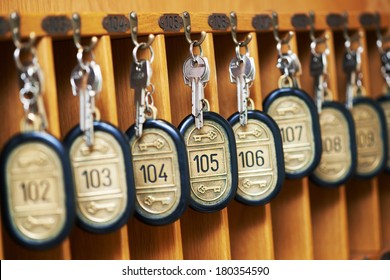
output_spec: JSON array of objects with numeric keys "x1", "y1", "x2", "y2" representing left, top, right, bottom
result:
[
  {"x1": 179, "y1": 111, "x2": 238, "y2": 212},
  {"x1": 263, "y1": 88, "x2": 322, "y2": 178},
  {"x1": 64, "y1": 121, "x2": 135, "y2": 233},
  {"x1": 310, "y1": 101, "x2": 357, "y2": 187},
  {"x1": 228, "y1": 110, "x2": 284, "y2": 205},
  {"x1": 0, "y1": 132, "x2": 75, "y2": 250},
  {"x1": 377, "y1": 94, "x2": 390, "y2": 173},
  {"x1": 126, "y1": 119, "x2": 190, "y2": 226},
  {"x1": 351, "y1": 97, "x2": 388, "y2": 178}
]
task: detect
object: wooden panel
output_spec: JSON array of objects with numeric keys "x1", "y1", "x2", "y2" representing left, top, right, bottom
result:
[
  {"x1": 256, "y1": 31, "x2": 314, "y2": 260},
  {"x1": 166, "y1": 33, "x2": 231, "y2": 260},
  {"x1": 112, "y1": 34, "x2": 183, "y2": 260},
  {"x1": 296, "y1": 30, "x2": 349, "y2": 259},
  {"x1": 53, "y1": 36, "x2": 131, "y2": 259},
  {"x1": 213, "y1": 32, "x2": 274, "y2": 260}
]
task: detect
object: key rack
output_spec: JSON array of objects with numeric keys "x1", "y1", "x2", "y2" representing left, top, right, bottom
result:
[{"x1": 0, "y1": 0, "x2": 390, "y2": 260}]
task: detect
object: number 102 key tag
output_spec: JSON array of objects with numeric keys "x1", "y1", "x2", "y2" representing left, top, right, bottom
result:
[
  {"x1": 263, "y1": 37, "x2": 322, "y2": 179},
  {"x1": 0, "y1": 38, "x2": 75, "y2": 249},
  {"x1": 227, "y1": 43, "x2": 284, "y2": 205},
  {"x1": 126, "y1": 43, "x2": 190, "y2": 226},
  {"x1": 179, "y1": 41, "x2": 238, "y2": 212},
  {"x1": 64, "y1": 46, "x2": 135, "y2": 233}
]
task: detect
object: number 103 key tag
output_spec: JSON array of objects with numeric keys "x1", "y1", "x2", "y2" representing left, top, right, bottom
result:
[
  {"x1": 179, "y1": 40, "x2": 238, "y2": 212},
  {"x1": 64, "y1": 46, "x2": 135, "y2": 233},
  {"x1": 126, "y1": 43, "x2": 190, "y2": 226},
  {"x1": 309, "y1": 40, "x2": 357, "y2": 187},
  {"x1": 227, "y1": 43, "x2": 284, "y2": 205},
  {"x1": 0, "y1": 35, "x2": 74, "y2": 249},
  {"x1": 263, "y1": 36, "x2": 322, "y2": 178}
]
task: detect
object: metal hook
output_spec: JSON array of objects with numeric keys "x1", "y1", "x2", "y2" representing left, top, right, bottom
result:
[
  {"x1": 230, "y1": 11, "x2": 252, "y2": 47},
  {"x1": 374, "y1": 13, "x2": 390, "y2": 53},
  {"x1": 271, "y1": 11, "x2": 294, "y2": 44},
  {"x1": 71, "y1": 13, "x2": 98, "y2": 52},
  {"x1": 182, "y1": 11, "x2": 206, "y2": 47},
  {"x1": 9, "y1": 11, "x2": 36, "y2": 50},
  {"x1": 129, "y1": 11, "x2": 155, "y2": 48},
  {"x1": 309, "y1": 11, "x2": 327, "y2": 45}
]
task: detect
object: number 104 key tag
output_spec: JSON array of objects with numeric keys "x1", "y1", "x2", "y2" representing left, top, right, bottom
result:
[
  {"x1": 126, "y1": 52, "x2": 190, "y2": 226},
  {"x1": 179, "y1": 43, "x2": 238, "y2": 212},
  {"x1": 227, "y1": 48, "x2": 284, "y2": 205},
  {"x1": 64, "y1": 49, "x2": 135, "y2": 233},
  {"x1": 263, "y1": 44, "x2": 322, "y2": 179}
]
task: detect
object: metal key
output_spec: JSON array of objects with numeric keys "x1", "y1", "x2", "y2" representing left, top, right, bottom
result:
[
  {"x1": 229, "y1": 55, "x2": 255, "y2": 126},
  {"x1": 310, "y1": 53, "x2": 328, "y2": 113},
  {"x1": 130, "y1": 59, "x2": 152, "y2": 137},
  {"x1": 343, "y1": 52, "x2": 358, "y2": 109},
  {"x1": 183, "y1": 55, "x2": 210, "y2": 129}
]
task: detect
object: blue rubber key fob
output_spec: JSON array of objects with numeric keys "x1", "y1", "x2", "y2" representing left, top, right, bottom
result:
[
  {"x1": 0, "y1": 132, "x2": 75, "y2": 250},
  {"x1": 378, "y1": 94, "x2": 390, "y2": 173},
  {"x1": 179, "y1": 111, "x2": 238, "y2": 213},
  {"x1": 126, "y1": 119, "x2": 190, "y2": 226},
  {"x1": 228, "y1": 110, "x2": 284, "y2": 205}
]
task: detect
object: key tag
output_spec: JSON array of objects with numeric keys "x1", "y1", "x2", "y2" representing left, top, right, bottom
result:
[
  {"x1": 226, "y1": 13, "x2": 284, "y2": 206},
  {"x1": 376, "y1": 29, "x2": 390, "y2": 172},
  {"x1": 64, "y1": 15, "x2": 135, "y2": 233},
  {"x1": 178, "y1": 15, "x2": 238, "y2": 212},
  {"x1": 0, "y1": 13, "x2": 74, "y2": 249},
  {"x1": 263, "y1": 18, "x2": 322, "y2": 178},
  {"x1": 343, "y1": 32, "x2": 387, "y2": 179},
  {"x1": 125, "y1": 13, "x2": 189, "y2": 226},
  {"x1": 308, "y1": 34, "x2": 357, "y2": 187}
]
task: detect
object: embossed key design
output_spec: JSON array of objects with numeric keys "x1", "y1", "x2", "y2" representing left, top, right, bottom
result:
[
  {"x1": 193, "y1": 130, "x2": 217, "y2": 142},
  {"x1": 197, "y1": 184, "x2": 222, "y2": 194},
  {"x1": 144, "y1": 195, "x2": 172, "y2": 206},
  {"x1": 242, "y1": 178, "x2": 267, "y2": 189},
  {"x1": 237, "y1": 128, "x2": 262, "y2": 139},
  {"x1": 86, "y1": 201, "x2": 116, "y2": 215},
  {"x1": 139, "y1": 138, "x2": 165, "y2": 151}
]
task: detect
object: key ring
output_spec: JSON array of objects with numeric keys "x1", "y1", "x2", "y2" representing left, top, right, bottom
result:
[
  {"x1": 133, "y1": 42, "x2": 154, "y2": 65},
  {"x1": 235, "y1": 44, "x2": 250, "y2": 62},
  {"x1": 189, "y1": 41, "x2": 203, "y2": 62}
]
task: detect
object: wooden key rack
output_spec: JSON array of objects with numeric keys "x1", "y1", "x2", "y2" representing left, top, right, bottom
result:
[{"x1": 0, "y1": 0, "x2": 389, "y2": 260}]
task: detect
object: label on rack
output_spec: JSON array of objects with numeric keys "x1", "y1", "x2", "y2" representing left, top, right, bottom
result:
[
  {"x1": 208, "y1": 14, "x2": 230, "y2": 31},
  {"x1": 102, "y1": 15, "x2": 130, "y2": 33},
  {"x1": 41, "y1": 16, "x2": 72, "y2": 35},
  {"x1": 158, "y1": 14, "x2": 183, "y2": 32}
]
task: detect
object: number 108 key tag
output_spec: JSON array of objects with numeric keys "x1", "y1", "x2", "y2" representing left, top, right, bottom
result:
[
  {"x1": 263, "y1": 44, "x2": 322, "y2": 179},
  {"x1": 227, "y1": 47, "x2": 284, "y2": 205},
  {"x1": 179, "y1": 42, "x2": 238, "y2": 212},
  {"x1": 64, "y1": 49, "x2": 135, "y2": 233},
  {"x1": 126, "y1": 43, "x2": 189, "y2": 226}
]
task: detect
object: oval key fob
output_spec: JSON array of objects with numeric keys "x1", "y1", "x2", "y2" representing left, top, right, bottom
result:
[
  {"x1": 228, "y1": 110, "x2": 284, "y2": 205},
  {"x1": 351, "y1": 97, "x2": 387, "y2": 178},
  {"x1": 377, "y1": 94, "x2": 390, "y2": 172},
  {"x1": 179, "y1": 111, "x2": 238, "y2": 212},
  {"x1": 64, "y1": 121, "x2": 135, "y2": 233},
  {"x1": 263, "y1": 88, "x2": 322, "y2": 178},
  {"x1": 126, "y1": 119, "x2": 190, "y2": 226},
  {"x1": 310, "y1": 101, "x2": 357, "y2": 187},
  {"x1": 0, "y1": 132, "x2": 75, "y2": 250}
]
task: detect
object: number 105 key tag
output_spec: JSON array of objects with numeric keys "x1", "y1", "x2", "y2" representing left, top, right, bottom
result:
[
  {"x1": 228, "y1": 46, "x2": 284, "y2": 205},
  {"x1": 179, "y1": 42, "x2": 238, "y2": 212},
  {"x1": 64, "y1": 48, "x2": 135, "y2": 233},
  {"x1": 126, "y1": 43, "x2": 189, "y2": 226}
]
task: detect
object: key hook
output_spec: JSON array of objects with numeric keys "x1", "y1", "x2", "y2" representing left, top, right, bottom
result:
[
  {"x1": 9, "y1": 11, "x2": 36, "y2": 50},
  {"x1": 309, "y1": 11, "x2": 329, "y2": 57},
  {"x1": 72, "y1": 13, "x2": 98, "y2": 53},
  {"x1": 272, "y1": 11, "x2": 294, "y2": 45},
  {"x1": 129, "y1": 11, "x2": 155, "y2": 48},
  {"x1": 374, "y1": 13, "x2": 390, "y2": 53},
  {"x1": 342, "y1": 12, "x2": 361, "y2": 53},
  {"x1": 183, "y1": 11, "x2": 206, "y2": 47},
  {"x1": 230, "y1": 12, "x2": 252, "y2": 47}
]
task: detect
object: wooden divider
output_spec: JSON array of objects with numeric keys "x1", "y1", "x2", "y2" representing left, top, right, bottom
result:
[
  {"x1": 53, "y1": 36, "x2": 131, "y2": 260},
  {"x1": 111, "y1": 34, "x2": 184, "y2": 260},
  {"x1": 256, "y1": 32, "x2": 314, "y2": 260},
  {"x1": 296, "y1": 30, "x2": 350, "y2": 260},
  {"x1": 166, "y1": 33, "x2": 232, "y2": 260},
  {"x1": 365, "y1": 30, "x2": 390, "y2": 255},
  {"x1": 213, "y1": 32, "x2": 274, "y2": 260}
]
